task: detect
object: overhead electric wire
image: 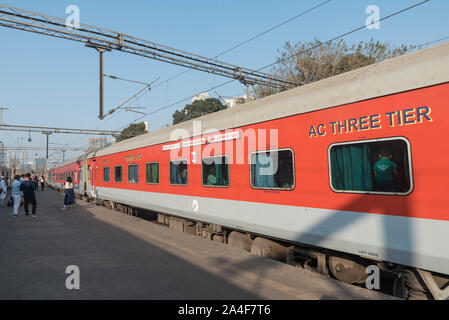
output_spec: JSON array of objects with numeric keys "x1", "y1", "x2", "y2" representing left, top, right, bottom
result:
[
  {"x1": 117, "y1": 0, "x2": 431, "y2": 131},
  {"x1": 111, "y1": 0, "x2": 333, "y2": 116},
  {"x1": 417, "y1": 35, "x2": 449, "y2": 48},
  {"x1": 149, "y1": 0, "x2": 333, "y2": 91},
  {"x1": 64, "y1": 0, "x2": 333, "y2": 137},
  {"x1": 0, "y1": 5, "x2": 294, "y2": 88},
  {"x1": 258, "y1": 0, "x2": 431, "y2": 72},
  {"x1": 103, "y1": 74, "x2": 155, "y2": 86}
]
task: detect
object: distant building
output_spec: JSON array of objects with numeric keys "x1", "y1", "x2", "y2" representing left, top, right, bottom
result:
[
  {"x1": 88, "y1": 137, "x2": 114, "y2": 151},
  {"x1": 192, "y1": 92, "x2": 210, "y2": 103},
  {"x1": 88, "y1": 137, "x2": 107, "y2": 151},
  {"x1": 18, "y1": 151, "x2": 28, "y2": 170},
  {"x1": 225, "y1": 94, "x2": 255, "y2": 108},
  {"x1": 21, "y1": 162, "x2": 32, "y2": 172},
  {"x1": 34, "y1": 158, "x2": 46, "y2": 171},
  {"x1": 0, "y1": 141, "x2": 5, "y2": 166},
  {"x1": 6, "y1": 151, "x2": 15, "y2": 169}
]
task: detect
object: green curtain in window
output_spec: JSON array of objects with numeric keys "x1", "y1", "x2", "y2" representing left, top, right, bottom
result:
[
  {"x1": 150, "y1": 164, "x2": 158, "y2": 183},
  {"x1": 214, "y1": 163, "x2": 224, "y2": 185},
  {"x1": 330, "y1": 144, "x2": 373, "y2": 191}
]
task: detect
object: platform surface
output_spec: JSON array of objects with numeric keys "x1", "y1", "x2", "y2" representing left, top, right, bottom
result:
[{"x1": 0, "y1": 189, "x2": 396, "y2": 300}]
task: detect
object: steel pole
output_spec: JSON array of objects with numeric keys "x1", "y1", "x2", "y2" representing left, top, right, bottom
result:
[
  {"x1": 46, "y1": 134, "x2": 49, "y2": 159},
  {"x1": 43, "y1": 132, "x2": 52, "y2": 160},
  {"x1": 99, "y1": 49, "x2": 104, "y2": 120}
]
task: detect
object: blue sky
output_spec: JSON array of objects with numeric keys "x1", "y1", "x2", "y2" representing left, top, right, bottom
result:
[{"x1": 0, "y1": 0, "x2": 448, "y2": 163}]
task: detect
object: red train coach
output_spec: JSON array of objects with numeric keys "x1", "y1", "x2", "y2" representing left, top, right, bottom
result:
[{"x1": 49, "y1": 42, "x2": 449, "y2": 299}]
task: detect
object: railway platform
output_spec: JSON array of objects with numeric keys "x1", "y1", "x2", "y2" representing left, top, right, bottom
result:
[{"x1": 0, "y1": 189, "x2": 396, "y2": 300}]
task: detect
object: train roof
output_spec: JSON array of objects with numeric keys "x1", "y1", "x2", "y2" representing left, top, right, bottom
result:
[
  {"x1": 89, "y1": 41, "x2": 449, "y2": 158},
  {"x1": 50, "y1": 150, "x2": 98, "y2": 169}
]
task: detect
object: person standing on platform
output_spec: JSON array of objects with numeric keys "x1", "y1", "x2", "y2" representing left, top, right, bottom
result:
[
  {"x1": 0, "y1": 176, "x2": 7, "y2": 206},
  {"x1": 11, "y1": 175, "x2": 22, "y2": 217},
  {"x1": 62, "y1": 176, "x2": 75, "y2": 210},
  {"x1": 40, "y1": 176, "x2": 45, "y2": 191},
  {"x1": 32, "y1": 176, "x2": 38, "y2": 193},
  {"x1": 20, "y1": 173, "x2": 37, "y2": 217}
]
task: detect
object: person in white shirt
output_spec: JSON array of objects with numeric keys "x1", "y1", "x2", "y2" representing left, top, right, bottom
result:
[
  {"x1": 0, "y1": 176, "x2": 7, "y2": 206},
  {"x1": 11, "y1": 175, "x2": 22, "y2": 217}
]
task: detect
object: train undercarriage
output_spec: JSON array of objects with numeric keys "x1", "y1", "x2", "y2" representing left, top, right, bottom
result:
[{"x1": 51, "y1": 185, "x2": 449, "y2": 300}]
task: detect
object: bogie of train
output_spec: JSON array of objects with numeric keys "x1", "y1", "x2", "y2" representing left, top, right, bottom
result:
[{"x1": 49, "y1": 42, "x2": 449, "y2": 299}]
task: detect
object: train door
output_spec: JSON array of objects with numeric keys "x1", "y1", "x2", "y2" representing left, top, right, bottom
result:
[
  {"x1": 81, "y1": 159, "x2": 88, "y2": 195},
  {"x1": 92, "y1": 160, "x2": 97, "y2": 198},
  {"x1": 79, "y1": 167, "x2": 84, "y2": 194},
  {"x1": 86, "y1": 164, "x2": 92, "y2": 196},
  {"x1": 74, "y1": 165, "x2": 80, "y2": 194}
]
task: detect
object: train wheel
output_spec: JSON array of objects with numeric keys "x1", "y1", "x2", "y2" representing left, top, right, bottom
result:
[
  {"x1": 250, "y1": 237, "x2": 288, "y2": 262},
  {"x1": 228, "y1": 231, "x2": 253, "y2": 252},
  {"x1": 328, "y1": 256, "x2": 367, "y2": 284}
]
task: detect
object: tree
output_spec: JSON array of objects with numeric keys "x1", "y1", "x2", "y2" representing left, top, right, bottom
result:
[
  {"x1": 172, "y1": 98, "x2": 226, "y2": 125},
  {"x1": 116, "y1": 122, "x2": 147, "y2": 142},
  {"x1": 255, "y1": 39, "x2": 415, "y2": 98}
]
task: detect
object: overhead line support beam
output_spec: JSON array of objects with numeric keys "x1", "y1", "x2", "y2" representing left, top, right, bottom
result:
[{"x1": 0, "y1": 5, "x2": 297, "y2": 89}]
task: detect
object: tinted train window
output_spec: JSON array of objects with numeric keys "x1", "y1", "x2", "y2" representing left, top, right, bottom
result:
[
  {"x1": 202, "y1": 156, "x2": 229, "y2": 187},
  {"x1": 114, "y1": 166, "x2": 122, "y2": 183},
  {"x1": 146, "y1": 163, "x2": 159, "y2": 184},
  {"x1": 250, "y1": 149, "x2": 295, "y2": 190},
  {"x1": 170, "y1": 160, "x2": 188, "y2": 185},
  {"x1": 128, "y1": 165, "x2": 138, "y2": 184},
  {"x1": 329, "y1": 138, "x2": 412, "y2": 194},
  {"x1": 103, "y1": 167, "x2": 110, "y2": 182}
]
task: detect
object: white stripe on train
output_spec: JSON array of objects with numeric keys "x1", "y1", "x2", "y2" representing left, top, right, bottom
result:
[{"x1": 89, "y1": 186, "x2": 449, "y2": 276}]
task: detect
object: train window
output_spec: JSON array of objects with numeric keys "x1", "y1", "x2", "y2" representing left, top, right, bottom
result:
[
  {"x1": 329, "y1": 137, "x2": 413, "y2": 195},
  {"x1": 128, "y1": 165, "x2": 139, "y2": 184},
  {"x1": 250, "y1": 149, "x2": 295, "y2": 190},
  {"x1": 103, "y1": 167, "x2": 110, "y2": 182},
  {"x1": 202, "y1": 155, "x2": 229, "y2": 187},
  {"x1": 146, "y1": 162, "x2": 159, "y2": 184},
  {"x1": 170, "y1": 159, "x2": 188, "y2": 185},
  {"x1": 114, "y1": 166, "x2": 123, "y2": 183}
]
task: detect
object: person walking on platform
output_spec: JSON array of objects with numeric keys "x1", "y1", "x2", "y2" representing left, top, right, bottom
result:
[
  {"x1": 62, "y1": 176, "x2": 75, "y2": 210},
  {"x1": 40, "y1": 176, "x2": 45, "y2": 191},
  {"x1": 11, "y1": 175, "x2": 22, "y2": 217},
  {"x1": 0, "y1": 176, "x2": 7, "y2": 206},
  {"x1": 20, "y1": 173, "x2": 37, "y2": 217}
]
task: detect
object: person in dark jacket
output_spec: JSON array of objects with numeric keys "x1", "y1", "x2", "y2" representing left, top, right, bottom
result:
[
  {"x1": 32, "y1": 176, "x2": 38, "y2": 192},
  {"x1": 20, "y1": 173, "x2": 37, "y2": 217}
]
